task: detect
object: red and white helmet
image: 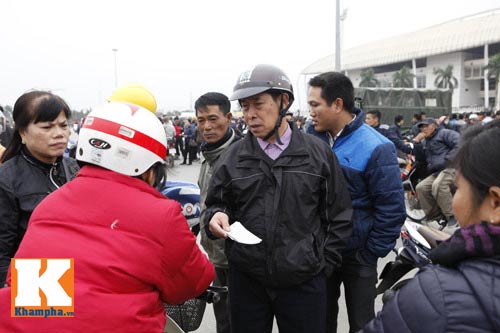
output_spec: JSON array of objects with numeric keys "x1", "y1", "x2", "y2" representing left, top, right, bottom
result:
[{"x1": 77, "y1": 102, "x2": 167, "y2": 176}]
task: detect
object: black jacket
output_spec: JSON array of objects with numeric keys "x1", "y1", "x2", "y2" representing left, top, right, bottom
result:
[
  {"x1": 0, "y1": 149, "x2": 79, "y2": 285},
  {"x1": 204, "y1": 123, "x2": 353, "y2": 288},
  {"x1": 361, "y1": 222, "x2": 500, "y2": 333},
  {"x1": 374, "y1": 124, "x2": 413, "y2": 155},
  {"x1": 414, "y1": 127, "x2": 459, "y2": 174}
]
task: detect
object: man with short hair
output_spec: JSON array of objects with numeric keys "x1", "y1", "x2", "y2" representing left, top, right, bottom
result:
[
  {"x1": 307, "y1": 71, "x2": 405, "y2": 333},
  {"x1": 414, "y1": 117, "x2": 459, "y2": 225},
  {"x1": 391, "y1": 114, "x2": 404, "y2": 139},
  {"x1": 411, "y1": 112, "x2": 422, "y2": 137},
  {"x1": 205, "y1": 64, "x2": 352, "y2": 333},
  {"x1": 195, "y1": 92, "x2": 240, "y2": 333},
  {"x1": 365, "y1": 109, "x2": 413, "y2": 156}
]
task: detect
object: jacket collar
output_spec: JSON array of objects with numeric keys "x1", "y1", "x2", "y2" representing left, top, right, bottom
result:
[
  {"x1": 338, "y1": 107, "x2": 364, "y2": 140},
  {"x1": 237, "y1": 122, "x2": 309, "y2": 167},
  {"x1": 21, "y1": 146, "x2": 62, "y2": 171},
  {"x1": 202, "y1": 129, "x2": 239, "y2": 163},
  {"x1": 425, "y1": 126, "x2": 441, "y2": 141},
  {"x1": 77, "y1": 165, "x2": 164, "y2": 199}
]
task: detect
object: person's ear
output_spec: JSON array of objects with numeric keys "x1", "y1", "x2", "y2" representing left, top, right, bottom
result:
[
  {"x1": 226, "y1": 112, "x2": 233, "y2": 123},
  {"x1": 334, "y1": 98, "x2": 344, "y2": 113},
  {"x1": 487, "y1": 186, "x2": 500, "y2": 224},
  {"x1": 142, "y1": 168, "x2": 156, "y2": 186},
  {"x1": 281, "y1": 93, "x2": 290, "y2": 109},
  {"x1": 19, "y1": 129, "x2": 27, "y2": 144}
]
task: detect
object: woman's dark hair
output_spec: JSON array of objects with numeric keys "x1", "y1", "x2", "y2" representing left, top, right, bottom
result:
[
  {"x1": 129, "y1": 161, "x2": 166, "y2": 190},
  {"x1": 151, "y1": 162, "x2": 167, "y2": 190},
  {"x1": 1, "y1": 91, "x2": 71, "y2": 163},
  {"x1": 452, "y1": 119, "x2": 500, "y2": 207}
]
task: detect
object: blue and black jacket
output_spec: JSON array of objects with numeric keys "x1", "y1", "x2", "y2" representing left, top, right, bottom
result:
[{"x1": 311, "y1": 108, "x2": 405, "y2": 264}]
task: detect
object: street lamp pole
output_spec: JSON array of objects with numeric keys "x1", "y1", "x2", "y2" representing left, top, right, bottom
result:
[
  {"x1": 335, "y1": 0, "x2": 341, "y2": 72},
  {"x1": 112, "y1": 48, "x2": 118, "y2": 88}
]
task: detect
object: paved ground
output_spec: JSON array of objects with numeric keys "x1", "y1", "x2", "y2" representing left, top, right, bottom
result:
[{"x1": 167, "y1": 159, "x2": 402, "y2": 333}]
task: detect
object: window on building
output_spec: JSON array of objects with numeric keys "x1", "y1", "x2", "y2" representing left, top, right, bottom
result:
[
  {"x1": 472, "y1": 66, "x2": 481, "y2": 78},
  {"x1": 416, "y1": 75, "x2": 426, "y2": 88},
  {"x1": 464, "y1": 67, "x2": 472, "y2": 78},
  {"x1": 480, "y1": 78, "x2": 497, "y2": 91}
]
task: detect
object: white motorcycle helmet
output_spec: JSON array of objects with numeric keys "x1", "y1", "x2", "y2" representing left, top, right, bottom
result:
[{"x1": 77, "y1": 102, "x2": 167, "y2": 176}]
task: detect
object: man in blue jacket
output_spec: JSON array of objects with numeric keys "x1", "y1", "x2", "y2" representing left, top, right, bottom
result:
[{"x1": 307, "y1": 71, "x2": 406, "y2": 333}]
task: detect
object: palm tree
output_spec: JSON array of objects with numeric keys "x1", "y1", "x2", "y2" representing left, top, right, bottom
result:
[
  {"x1": 433, "y1": 65, "x2": 458, "y2": 89},
  {"x1": 359, "y1": 68, "x2": 379, "y2": 87},
  {"x1": 392, "y1": 66, "x2": 415, "y2": 88},
  {"x1": 484, "y1": 53, "x2": 500, "y2": 109}
]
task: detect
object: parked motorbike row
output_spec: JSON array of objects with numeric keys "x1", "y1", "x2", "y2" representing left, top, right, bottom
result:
[
  {"x1": 376, "y1": 221, "x2": 451, "y2": 303},
  {"x1": 376, "y1": 148, "x2": 456, "y2": 304},
  {"x1": 400, "y1": 153, "x2": 449, "y2": 229}
]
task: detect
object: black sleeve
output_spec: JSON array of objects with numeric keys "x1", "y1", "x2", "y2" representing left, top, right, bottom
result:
[
  {"x1": 0, "y1": 183, "x2": 19, "y2": 286},
  {"x1": 386, "y1": 128, "x2": 413, "y2": 154},
  {"x1": 203, "y1": 153, "x2": 234, "y2": 238},
  {"x1": 323, "y1": 149, "x2": 353, "y2": 274}
]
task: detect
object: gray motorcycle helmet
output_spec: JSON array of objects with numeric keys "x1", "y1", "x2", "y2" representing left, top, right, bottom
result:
[{"x1": 230, "y1": 64, "x2": 294, "y2": 105}]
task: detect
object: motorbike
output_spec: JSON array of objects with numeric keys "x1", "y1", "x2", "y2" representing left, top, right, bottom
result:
[
  {"x1": 160, "y1": 180, "x2": 201, "y2": 236},
  {"x1": 400, "y1": 154, "x2": 449, "y2": 230},
  {"x1": 160, "y1": 181, "x2": 228, "y2": 332},
  {"x1": 376, "y1": 221, "x2": 450, "y2": 303},
  {"x1": 164, "y1": 285, "x2": 228, "y2": 333},
  {"x1": 400, "y1": 154, "x2": 426, "y2": 223}
]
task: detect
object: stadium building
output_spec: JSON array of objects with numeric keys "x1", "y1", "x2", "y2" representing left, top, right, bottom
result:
[{"x1": 301, "y1": 8, "x2": 500, "y2": 113}]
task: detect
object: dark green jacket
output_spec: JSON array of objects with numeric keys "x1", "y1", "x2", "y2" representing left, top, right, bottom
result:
[{"x1": 198, "y1": 129, "x2": 239, "y2": 268}]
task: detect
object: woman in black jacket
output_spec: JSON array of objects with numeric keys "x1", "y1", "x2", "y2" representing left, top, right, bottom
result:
[
  {"x1": 0, "y1": 91, "x2": 79, "y2": 287},
  {"x1": 361, "y1": 119, "x2": 500, "y2": 333}
]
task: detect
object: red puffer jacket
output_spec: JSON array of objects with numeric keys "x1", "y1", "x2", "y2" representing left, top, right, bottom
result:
[{"x1": 0, "y1": 165, "x2": 214, "y2": 333}]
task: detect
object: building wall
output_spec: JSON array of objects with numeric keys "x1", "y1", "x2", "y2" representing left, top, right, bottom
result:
[
  {"x1": 349, "y1": 49, "x2": 489, "y2": 109},
  {"x1": 426, "y1": 52, "x2": 462, "y2": 108}
]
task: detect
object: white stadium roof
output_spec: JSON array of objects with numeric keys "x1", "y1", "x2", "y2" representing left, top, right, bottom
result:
[{"x1": 301, "y1": 8, "x2": 500, "y2": 75}]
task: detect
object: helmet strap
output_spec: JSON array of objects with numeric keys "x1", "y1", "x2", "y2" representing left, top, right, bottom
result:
[{"x1": 262, "y1": 93, "x2": 290, "y2": 145}]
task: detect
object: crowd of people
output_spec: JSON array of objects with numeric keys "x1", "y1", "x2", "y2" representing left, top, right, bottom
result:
[{"x1": 0, "y1": 65, "x2": 499, "y2": 333}]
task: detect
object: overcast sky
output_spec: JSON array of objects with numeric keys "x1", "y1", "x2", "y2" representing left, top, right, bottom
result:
[{"x1": 1, "y1": 0, "x2": 499, "y2": 113}]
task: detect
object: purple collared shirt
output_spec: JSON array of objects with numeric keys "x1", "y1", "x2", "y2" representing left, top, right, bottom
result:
[{"x1": 256, "y1": 124, "x2": 292, "y2": 160}]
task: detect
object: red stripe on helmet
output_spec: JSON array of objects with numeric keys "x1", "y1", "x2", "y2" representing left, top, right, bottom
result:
[{"x1": 82, "y1": 116, "x2": 166, "y2": 159}]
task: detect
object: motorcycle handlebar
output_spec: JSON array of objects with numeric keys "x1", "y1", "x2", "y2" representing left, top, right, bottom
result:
[{"x1": 196, "y1": 286, "x2": 228, "y2": 304}]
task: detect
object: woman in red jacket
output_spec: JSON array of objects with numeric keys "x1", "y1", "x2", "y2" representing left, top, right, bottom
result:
[{"x1": 0, "y1": 102, "x2": 214, "y2": 332}]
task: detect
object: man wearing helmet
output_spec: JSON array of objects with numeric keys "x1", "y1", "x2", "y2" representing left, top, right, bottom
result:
[
  {"x1": 0, "y1": 102, "x2": 214, "y2": 333},
  {"x1": 205, "y1": 64, "x2": 352, "y2": 333}
]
